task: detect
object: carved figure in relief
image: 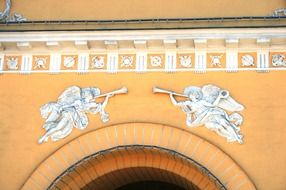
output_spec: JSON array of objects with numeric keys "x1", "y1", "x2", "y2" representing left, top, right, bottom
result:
[
  {"x1": 7, "y1": 57, "x2": 18, "y2": 70},
  {"x1": 179, "y1": 55, "x2": 192, "y2": 68},
  {"x1": 272, "y1": 54, "x2": 286, "y2": 67},
  {"x1": 38, "y1": 86, "x2": 128, "y2": 144},
  {"x1": 63, "y1": 56, "x2": 75, "y2": 68},
  {"x1": 272, "y1": 8, "x2": 286, "y2": 17},
  {"x1": 0, "y1": 0, "x2": 26, "y2": 22},
  {"x1": 91, "y1": 56, "x2": 105, "y2": 69},
  {"x1": 241, "y1": 55, "x2": 255, "y2": 67},
  {"x1": 210, "y1": 55, "x2": 223, "y2": 67},
  {"x1": 153, "y1": 85, "x2": 244, "y2": 144},
  {"x1": 120, "y1": 56, "x2": 133, "y2": 68},
  {"x1": 150, "y1": 56, "x2": 162, "y2": 67},
  {"x1": 34, "y1": 57, "x2": 47, "y2": 69}
]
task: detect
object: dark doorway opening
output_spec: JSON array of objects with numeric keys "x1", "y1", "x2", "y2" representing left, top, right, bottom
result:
[{"x1": 116, "y1": 180, "x2": 186, "y2": 190}]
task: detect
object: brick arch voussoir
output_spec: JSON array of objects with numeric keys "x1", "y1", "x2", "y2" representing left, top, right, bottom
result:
[{"x1": 21, "y1": 123, "x2": 256, "y2": 190}]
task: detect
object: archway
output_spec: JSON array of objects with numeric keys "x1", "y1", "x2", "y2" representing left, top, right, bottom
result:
[{"x1": 21, "y1": 123, "x2": 256, "y2": 190}]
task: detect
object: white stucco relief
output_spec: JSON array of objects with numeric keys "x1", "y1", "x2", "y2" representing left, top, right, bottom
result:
[
  {"x1": 39, "y1": 86, "x2": 128, "y2": 144},
  {"x1": 153, "y1": 85, "x2": 245, "y2": 144}
]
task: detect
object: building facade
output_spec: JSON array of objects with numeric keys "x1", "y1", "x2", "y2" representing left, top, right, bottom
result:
[{"x1": 0, "y1": 1, "x2": 286, "y2": 190}]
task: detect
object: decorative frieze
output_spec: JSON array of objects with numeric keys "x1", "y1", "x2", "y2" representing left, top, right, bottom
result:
[
  {"x1": 0, "y1": 51, "x2": 286, "y2": 74},
  {"x1": 238, "y1": 52, "x2": 257, "y2": 69},
  {"x1": 63, "y1": 55, "x2": 77, "y2": 69},
  {"x1": 33, "y1": 55, "x2": 50, "y2": 71},
  {"x1": 178, "y1": 54, "x2": 192, "y2": 68},
  {"x1": 6, "y1": 56, "x2": 19, "y2": 70},
  {"x1": 208, "y1": 53, "x2": 225, "y2": 68},
  {"x1": 270, "y1": 52, "x2": 286, "y2": 67},
  {"x1": 148, "y1": 54, "x2": 165, "y2": 70},
  {"x1": 90, "y1": 54, "x2": 106, "y2": 69},
  {"x1": 119, "y1": 54, "x2": 135, "y2": 69}
]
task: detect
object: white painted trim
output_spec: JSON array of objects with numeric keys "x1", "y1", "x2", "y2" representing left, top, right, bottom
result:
[
  {"x1": 257, "y1": 38, "x2": 271, "y2": 43},
  {"x1": 194, "y1": 39, "x2": 207, "y2": 44},
  {"x1": 134, "y1": 40, "x2": 147, "y2": 44},
  {"x1": 21, "y1": 55, "x2": 32, "y2": 74},
  {"x1": 136, "y1": 52, "x2": 147, "y2": 73},
  {"x1": 49, "y1": 54, "x2": 61, "y2": 74},
  {"x1": 0, "y1": 28, "x2": 286, "y2": 42},
  {"x1": 257, "y1": 50, "x2": 270, "y2": 72},
  {"x1": 226, "y1": 39, "x2": 239, "y2": 43},
  {"x1": 107, "y1": 53, "x2": 118, "y2": 73},
  {"x1": 78, "y1": 53, "x2": 89, "y2": 73},
  {"x1": 46, "y1": 41, "x2": 59, "y2": 46},
  {"x1": 226, "y1": 51, "x2": 238, "y2": 72},
  {"x1": 165, "y1": 51, "x2": 177, "y2": 72},
  {"x1": 0, "y1": 54, "x2": 4, "y2": 73},
  {"x1": 195, "y1": 51, "x2": 207, "y2": 73},
  {"x1": 75, "y1": 40, "x2": 88, "y2": 45}
]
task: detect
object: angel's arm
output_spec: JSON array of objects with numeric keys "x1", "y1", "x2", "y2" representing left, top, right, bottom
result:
[
  {"x1": 212, "y1": 95, "x2": 222, "y2": 106},
  {"x1": 170, "y1": 93, "x2": 183, "y2": 106},
  {"x1": 202, "y1": 94, "x2": 223, "y2": 107},
  {"x1": 170, "y1": 93, "x2": 192, "y2": 107},
  {"x1": 102, "y1": 94, "x2": 113, "y2": 108}
]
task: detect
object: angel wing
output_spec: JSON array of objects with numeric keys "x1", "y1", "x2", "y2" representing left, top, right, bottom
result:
[
  {"x1": 57, "y1": 86, "x2": 82, "y2": 105},
  {"x1": 218, "y1": 97, "x2": 244, "y2": 112},
  {"x1": 202, "y1": 84, "x2": 244, "y2": 112}
]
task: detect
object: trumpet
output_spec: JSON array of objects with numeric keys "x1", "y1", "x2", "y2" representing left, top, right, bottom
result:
[
  {"x1": 94, "y1": 87, "x2": 128, "y2": 98},
  {"x1": 153, "y1": 86, "x2": 188, "y2": 98}
]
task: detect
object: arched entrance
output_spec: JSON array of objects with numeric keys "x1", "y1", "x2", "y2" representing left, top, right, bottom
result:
[{"x1": 21, "y1": 123, "x2": 256, "y2": 190}]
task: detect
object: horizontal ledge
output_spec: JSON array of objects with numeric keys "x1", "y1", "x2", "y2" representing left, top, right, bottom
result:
[
  {"x1": 0, "y1": 28, "x2": 286, "y2": 42},
  {"x1": 0, "y1": 68, "x2": 282, "y2": 74},
  {"x1": 0, "y1": 17, "x2": 286, "y2": 33},
  {"x1": 1, "y1": 16, "x2": 286, "y2": 24}
]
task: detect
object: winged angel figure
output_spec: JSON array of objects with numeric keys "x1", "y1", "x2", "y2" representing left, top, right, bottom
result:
[
  {"x1": 153, "y1": 85, "x2": 245, "y2": 144},
  {"x1": 39, "y1": 86, "x2": 127, "y2": 144}
]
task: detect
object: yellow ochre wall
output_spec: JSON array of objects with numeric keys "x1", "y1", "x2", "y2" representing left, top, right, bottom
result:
[
  {"x1": 1, "y1": 0, "x2": 286, "y2": 190},
  {"x1": 2, "y1": 0, "x2": 286, "y2": 20},
  {"x1": 0, "y1": 71, "x2": 286, "y2": 190}
]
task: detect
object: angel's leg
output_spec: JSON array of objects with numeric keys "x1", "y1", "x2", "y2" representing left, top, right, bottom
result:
[
  {"x1": 205, "y1": 122, "x2": 231, "y2": 140},
  {"x1": 38, "y1": 116, "x2": 69, "y2": 144},
  {"x1": 229, "y1": 113, "x2": 243, "y2": 127},
  {"x1": 220, "y1": 120, "x2": 243, "y2": 143},
  {"x1": 99, "y1": 109, "x2": 109, "y2": 123},
  {"x1": 186, "y1": 113, "x2": 194, "y2": 127},
  {"x1": 50, "y1": 121, "x2": 73, "y2": 142}
]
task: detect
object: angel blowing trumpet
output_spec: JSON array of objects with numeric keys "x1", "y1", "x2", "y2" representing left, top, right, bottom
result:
[
  {"x1": 153, "y1": 85, "x2": 245, "y2": 144},
  {"x1": 38, "y1": 86, "x2": 128, "y2": 144}
]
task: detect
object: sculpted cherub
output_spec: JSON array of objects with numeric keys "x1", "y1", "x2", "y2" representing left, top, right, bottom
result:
[
  {"x1": 38, "y1": 86, "x2": 127, "y2": 144},
  {"x1": 153, "y1": 84, "x2": 245, "y2": 144}
]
